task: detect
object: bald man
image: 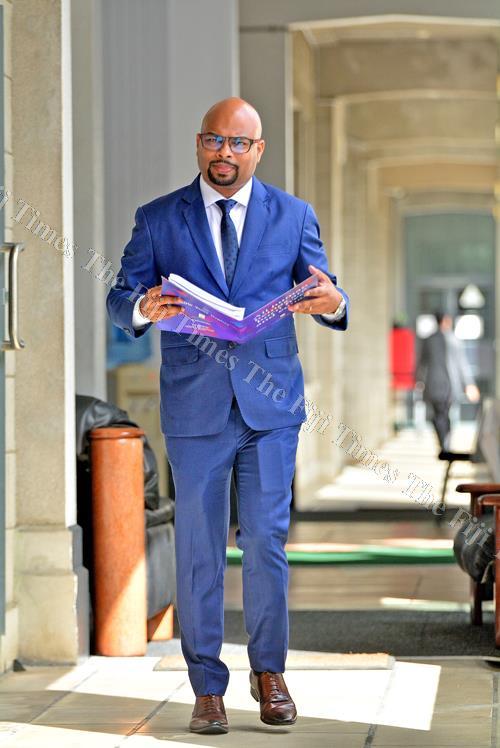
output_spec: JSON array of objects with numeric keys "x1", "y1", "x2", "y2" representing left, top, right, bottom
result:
[{"x1": 107, "y1": 98, "x2": 349, "y2": 734}]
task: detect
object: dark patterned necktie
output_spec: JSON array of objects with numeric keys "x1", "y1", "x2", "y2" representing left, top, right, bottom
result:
[{"x1": 216, "y1": 199, "x2": 239, "y2": 289}]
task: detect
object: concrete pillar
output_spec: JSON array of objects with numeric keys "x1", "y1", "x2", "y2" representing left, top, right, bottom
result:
[
  {"x1": 240, "y1": 28, "x2": 293, "y2": 191},
  {"x1": 72, "y1": 0, "x2": 106, "y2": 400},
  {"x1": 12, "y1": 0, "x2": 87, "y2": 662},
  {"x1": 0, "y1": 0, "x2": 19, "y2": 673},
  {"x1": 496, "y1": 175, "x2": 500, "y2": 397},
  {"x1": 103, "y1": 0, "x2": 239, "y2": 277},
  {"x1": 166, "y1": 0, "x2": 239, "y2": 192},
  {"x1": 101, "y1": 0, "x2": 239, "y2": 373}
]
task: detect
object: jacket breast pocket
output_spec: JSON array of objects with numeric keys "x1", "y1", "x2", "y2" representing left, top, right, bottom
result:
[
  {"x1": 161, "y1": 344, "x2": 200, "y2": 366},
  {"x1": 265, "y1": 336, "x2": 299, "y2": 358}
]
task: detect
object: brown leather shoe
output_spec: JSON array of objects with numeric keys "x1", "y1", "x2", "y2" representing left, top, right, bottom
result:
[
  {"x1": 189, "y1": 694, "x2": 228, "y2": 734},
  {"x1": 250, "y1": 670, "x2": 297, "y2": 725}
]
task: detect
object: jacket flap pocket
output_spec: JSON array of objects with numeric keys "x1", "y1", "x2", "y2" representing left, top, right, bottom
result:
[
  {"x1": 161, "y1": 345, "x2": 200, "y2": 365},
  {"x1": 265, "y1": 336, "x2": 298, "y2": 358},
  {"x1": 161, "y1": 333, "x2": 192, "y2": 348}
]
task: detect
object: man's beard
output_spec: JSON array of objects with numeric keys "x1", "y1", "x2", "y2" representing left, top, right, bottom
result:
[{"x1": 207, "y1": 162, "x2": 239, "y2": 186}]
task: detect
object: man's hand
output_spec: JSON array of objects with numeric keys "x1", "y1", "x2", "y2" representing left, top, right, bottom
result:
[
  {"x1": 288, "y1": 265, "x2": 344, "y2": 315},
  {"x1": 465, "y1": 384, "x2": 480, "y2": 403},
  {"x1": 139, "y1": 284, "x2": 185, "y2": 322}
]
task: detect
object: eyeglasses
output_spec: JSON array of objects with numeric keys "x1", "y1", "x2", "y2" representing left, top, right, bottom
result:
[{"x1": 199, "y1": 131, "x2": 262, "y2": 155}]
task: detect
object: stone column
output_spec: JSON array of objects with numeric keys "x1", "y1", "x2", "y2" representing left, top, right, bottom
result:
[
  {"x1": 12, "y1": 0, "x2": 87, "y2": 662},
  {"x1": 72, "y1": 0, "x2": 106, "y2": 400},
  {"x1": 101, "y1": 0, "x2": 239, "y2": 374},
  {"x1": 496, "y1": 175, "x2": 500, "y2": 397},
  {"x1": 0, "y1": 0, "x2": 17, "y2": 673},
  {"x1": 240, "y1": 27, "x2": 293, "y2": 191}
]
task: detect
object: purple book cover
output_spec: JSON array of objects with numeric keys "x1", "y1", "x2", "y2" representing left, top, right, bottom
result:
[{"x1": 156, "y1": 274, "x2": 320, "y2": 343}]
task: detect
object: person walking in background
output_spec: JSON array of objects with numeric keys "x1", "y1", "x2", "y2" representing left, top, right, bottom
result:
[
  {"x1": 107, "y1": 97, "x2": 349, "y2": 735},
  {"x1": 416, "y1": 312, "x2": 480, "y2": 451}
]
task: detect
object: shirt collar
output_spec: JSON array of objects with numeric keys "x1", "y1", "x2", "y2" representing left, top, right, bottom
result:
[{"x1": 199, "y1": 174, "x2": 253, "y2": 209}]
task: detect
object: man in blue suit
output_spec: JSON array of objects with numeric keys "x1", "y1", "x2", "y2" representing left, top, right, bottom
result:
[{"x1": 107, "y1": 98, "x2": 348, "y2": 734}]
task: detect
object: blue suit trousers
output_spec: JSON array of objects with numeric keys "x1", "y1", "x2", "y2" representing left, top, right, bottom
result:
[{"x1": 165, "y1": 397, "x2": 301, "y2": 696}]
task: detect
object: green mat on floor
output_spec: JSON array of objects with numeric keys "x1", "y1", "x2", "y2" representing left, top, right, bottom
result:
[{"x1": 226, "y1": 545, "x2": 456, "y2": 565}]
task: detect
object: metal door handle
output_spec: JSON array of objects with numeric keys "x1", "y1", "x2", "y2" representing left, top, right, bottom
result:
[{"x1": 1, "y1": 242, "x2": 25, "y2": 350}]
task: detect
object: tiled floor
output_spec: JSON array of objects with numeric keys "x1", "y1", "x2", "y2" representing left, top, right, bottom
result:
[
  {"x1": 223, "y1": 423, "x2": 479, "y2": 613},
  {"x1": 1, "y1": 423, "x2": 495, "y2": 746},
  {"x1": 309, "y1": 423, "x2": 480, "y2": 511},
  {"x1": 225, "y1": 558, "x2": 472, "y2": 611},
  {"x1": 226, "y1": 521, "x2": 470, "y2": 611},
  {"x1": 0, "y1": 655, "x2": 498, "y2": 746}
]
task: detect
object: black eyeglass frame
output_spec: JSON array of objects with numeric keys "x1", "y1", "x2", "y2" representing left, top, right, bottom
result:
[{"x1": 198, "y1": 131, "x2": 263, "y2": 154}]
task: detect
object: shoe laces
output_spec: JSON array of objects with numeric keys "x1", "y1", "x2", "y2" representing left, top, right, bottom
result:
[
  {"x1": 263, "y1": 672, "x2": 284, "y2": 701},
  {"x1": 201, "y1": 693, "x2": 219, "y2": 707}
]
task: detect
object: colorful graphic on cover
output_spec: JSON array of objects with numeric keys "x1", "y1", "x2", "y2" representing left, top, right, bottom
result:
[{"x1": 156, "y1": 274, "x2": 320, "y2": 342}]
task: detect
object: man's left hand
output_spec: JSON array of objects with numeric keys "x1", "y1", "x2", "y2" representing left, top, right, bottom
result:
[
  {"x1": 465, "y1": 384, "x2": 480, "y2": 403},
  {"x1": 288, "y1": 265, "x2": 344, "y2": 315}
]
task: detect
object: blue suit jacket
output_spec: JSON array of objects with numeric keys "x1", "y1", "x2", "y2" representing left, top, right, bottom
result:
[{"x1": 106, "y1": 175, "x2": 349, "y2": 436}]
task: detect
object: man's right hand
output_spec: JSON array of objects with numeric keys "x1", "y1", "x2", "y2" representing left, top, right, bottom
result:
[{"x1": 139, "y1": 285, "x2": 185, "y2": 322}]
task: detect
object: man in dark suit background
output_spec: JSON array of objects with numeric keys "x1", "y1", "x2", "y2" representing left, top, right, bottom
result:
[{"x1": 416, "y1": 312, "x2": 480, "y2": 450}]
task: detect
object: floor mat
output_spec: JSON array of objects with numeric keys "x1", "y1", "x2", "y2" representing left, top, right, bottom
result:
[
  {"x1": 214, "y1": 609, "x2": 500, "y2": 658},
  {"x1": 226, "y1": 543, "x2": 456, "y2": 565}
]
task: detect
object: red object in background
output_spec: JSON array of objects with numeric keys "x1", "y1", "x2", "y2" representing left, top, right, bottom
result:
[{"x1": 390, "y1": 327, "x2": 416, "y2": 390}]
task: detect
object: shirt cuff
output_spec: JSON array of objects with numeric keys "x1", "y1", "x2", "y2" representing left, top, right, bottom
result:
[
  {"x1": 132, "y1": 295, "x2": 151, "y2": 329},
  {"x1": 321, "y1": 297, "x2": 346, "y2": 323}
]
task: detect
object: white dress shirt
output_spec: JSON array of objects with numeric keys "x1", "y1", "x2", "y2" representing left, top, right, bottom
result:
[{"x1": 132, "y1": 175, "x2": 345, "y2": 328}]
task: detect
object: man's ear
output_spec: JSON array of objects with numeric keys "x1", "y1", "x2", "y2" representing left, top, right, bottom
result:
[{"x1": 256, "y1": 139, "x2": 266, "y2": 162}]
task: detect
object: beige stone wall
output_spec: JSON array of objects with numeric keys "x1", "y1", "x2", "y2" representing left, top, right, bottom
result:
[
  {"x1": 293, "y1": 30, "x2": 392, "y2": 505},
  {"x1": 0, "y1": 0, "x2": 18, "y2": 673},
  {"x1": 0, "y1": 0, "x2": 84, "y2": 672},
  {"x1": 292, "y1": 33, "x2": 349, "y2": 504},
  {"x1": 292, "y1": 32, "x2": 322, "y2": 498},
  {"x1": 245, "y1": 17, "x2": 498, "y2": 517},
  {"x1": 292, "y1": 23, "x2": 497, "y2": 507},
  {"x1": 312, "y1": 103, "x2": 346, "y2": 479},
  {"x1": 315, "y1": 33, "x2": 498, "y2": 456},
  {"x1": 339, "y1": 149, "x2": 391, "y2": 449},
  {"x1": 319, "y1": 39, "x2": 497, "y2": 97}
]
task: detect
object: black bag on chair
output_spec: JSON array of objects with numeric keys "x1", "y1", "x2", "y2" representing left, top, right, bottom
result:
[{"x1": 453, "y1": 516, "x2": 495, "y2": 588}]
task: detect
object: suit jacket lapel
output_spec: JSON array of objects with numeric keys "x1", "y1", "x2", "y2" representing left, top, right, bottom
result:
[
  {"x1": 181, "y1": 176, "x2": 229, "y2": 298},
  {"x1": 230, "y1": 177, "x2": 270, "y2": 298}
]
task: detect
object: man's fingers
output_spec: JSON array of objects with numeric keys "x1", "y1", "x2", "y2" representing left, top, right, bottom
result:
[
  {"x1": 138, "y1": 286, "x2": 187, "y2": 323},
  {"x1": 161, "y1": 305, "x2": 185, "y2": 318},
  {"x1": 303, "y1": 287, "x2": 328, "y2": 298},
  {"x1": 292, "y1": 285, "x2": 329, "y2": 310},
  {"x1": 142, "y1": 288, "x2": 186, "y2": 319},
  {"x1": 288, "y1": 300, "x2": 316, "y2": 313},
  {"x1": 308, "y1": 264, "x2": 330, "y2": 283},
  {"x1": 160, "y1": 294, "x2": 184, "y2": 302},
  {"x1": 151, "y1": 304, "x2": 185, "y2": 322},
  {"x1": 151, "y1": 294, "x2": 184, "y2": 305},
  {"x1": 147, "y1": 284, "x2": 163, "y2": 295}
]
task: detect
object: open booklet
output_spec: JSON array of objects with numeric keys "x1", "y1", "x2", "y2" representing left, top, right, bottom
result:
[{"x1": 155, "y1": 273, "x2": 320, "y2": 343}]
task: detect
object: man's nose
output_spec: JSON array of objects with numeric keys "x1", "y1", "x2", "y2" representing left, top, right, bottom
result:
[{"x1": 218, "y1": 138, "x2": 233, "y2": 158}]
